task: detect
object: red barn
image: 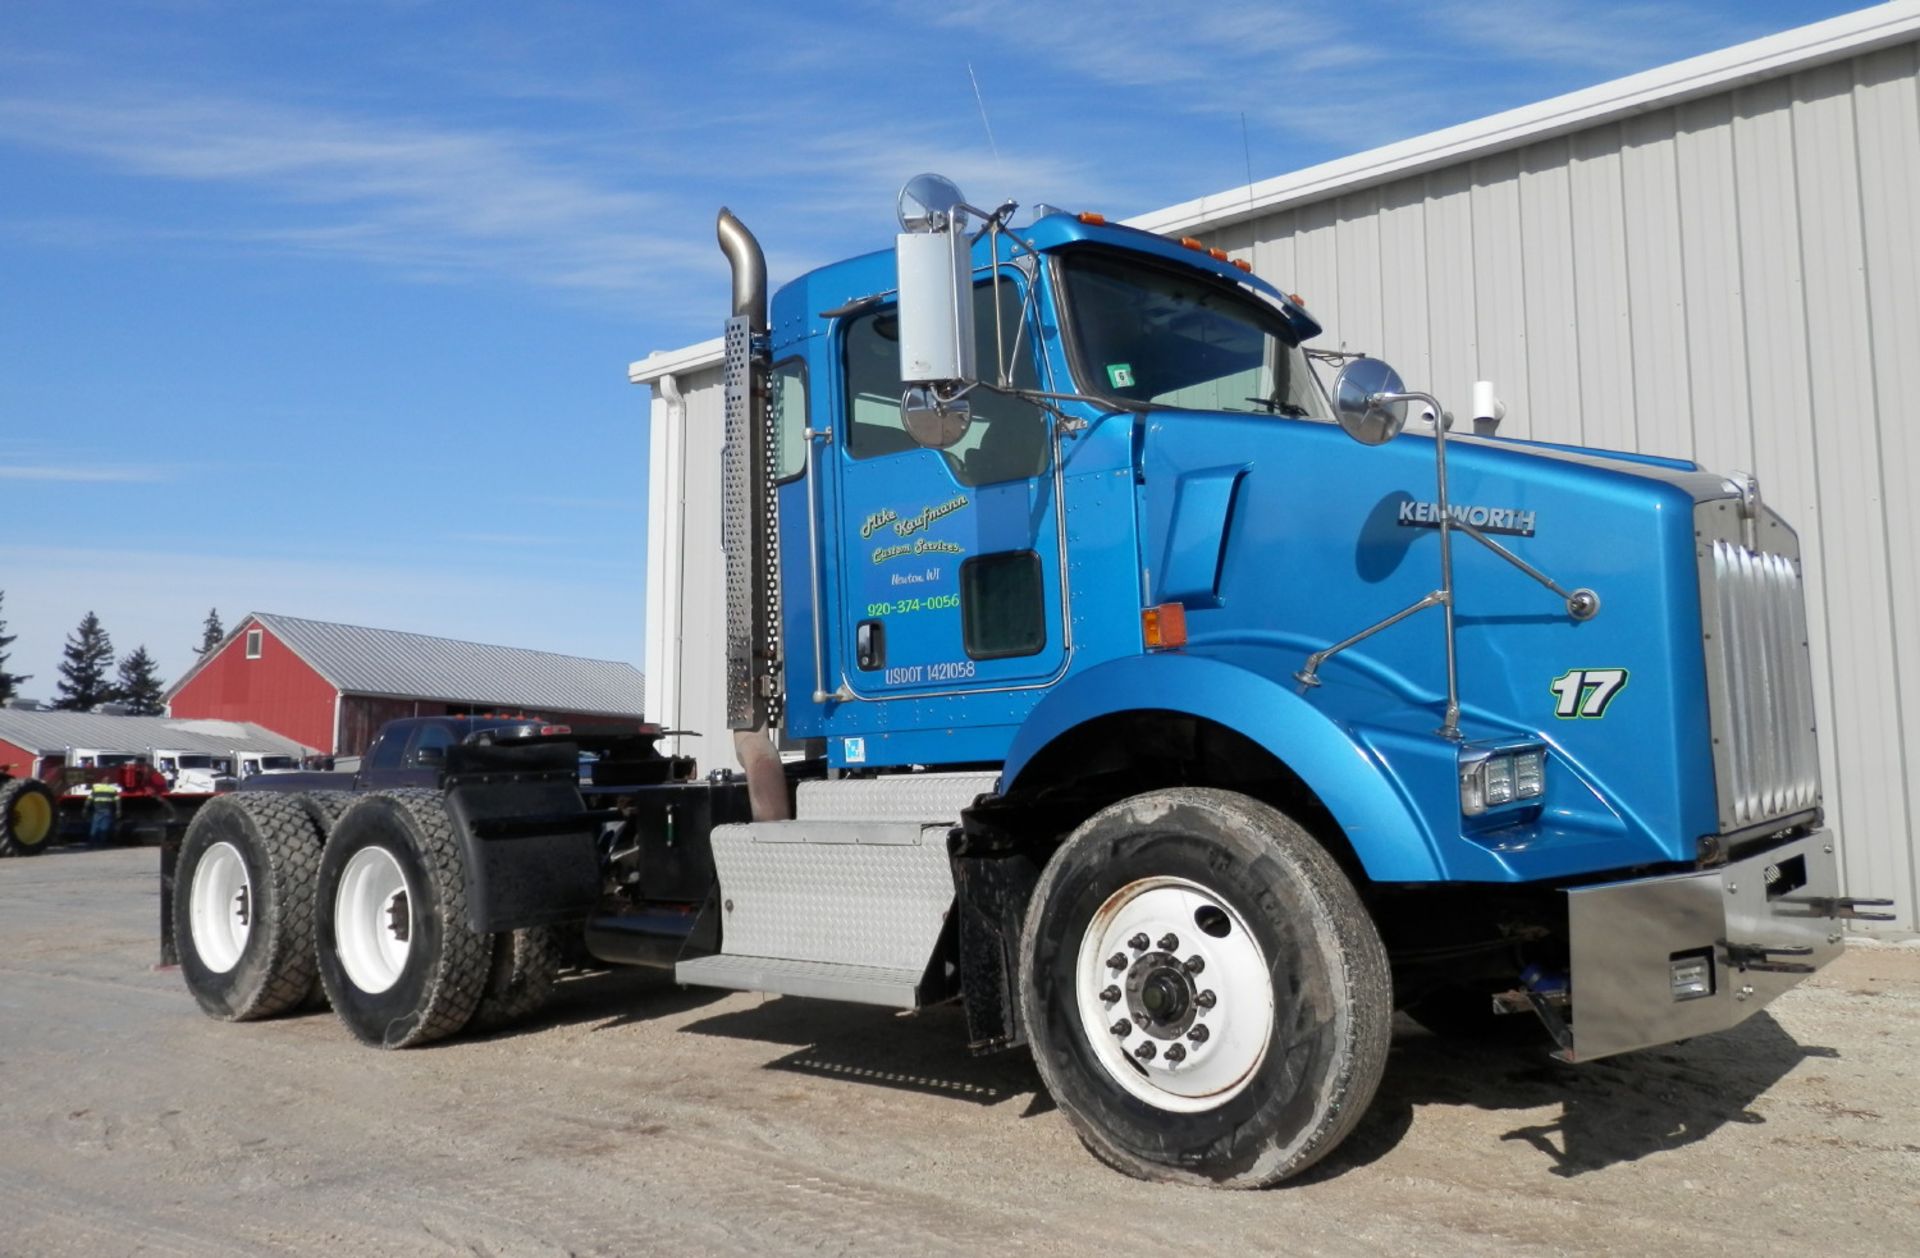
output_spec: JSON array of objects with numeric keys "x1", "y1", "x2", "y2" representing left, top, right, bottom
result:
[{"x1": 166, "y1": 612, "x2": 648, "y2": 758}]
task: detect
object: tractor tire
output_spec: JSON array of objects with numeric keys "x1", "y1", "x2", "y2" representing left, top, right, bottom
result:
[
  {"x1": 468, "y1": 925, "x2": 566, "y2": 1034},
  {"x1": 173, "y1": 793, "x2": 325, "y2": 1021},
  {"x1": 0, "y1": 777, "x2": 59, "y2": 858},
  {"x1": 1019, "y1": 788, "x2": 1392, "y2": 1189},
  {"x1": 315, "y1": 789, "x2": 490, "y2": 1049}
]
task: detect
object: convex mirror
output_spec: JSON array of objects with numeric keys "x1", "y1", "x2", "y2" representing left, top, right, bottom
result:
[
  {"x1": 901, "y1": 385, "x2": 972, "y2": 449},
  {"x1": 1331, "y1": 357, "x2": 1409, "y2": 446}
]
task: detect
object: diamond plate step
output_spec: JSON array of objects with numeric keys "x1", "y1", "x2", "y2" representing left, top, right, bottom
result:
[
  {"x1": 795, "y1": 772, "x2": 998, "y2": 823},
  {"x1": 675, "y1": 955, "x2": 925, "y2": 1008}
]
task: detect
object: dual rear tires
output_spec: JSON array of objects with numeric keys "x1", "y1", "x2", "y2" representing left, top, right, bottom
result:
[
  {"x1": 174, "y1": 789, "x2": 561, "y2": 1047},
  {"x1": 1020, "y1": 788, "x2": 1392, "y2": 1188}
]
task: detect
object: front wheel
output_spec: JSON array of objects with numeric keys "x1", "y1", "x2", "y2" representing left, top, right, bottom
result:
[{"x1": 1019, "y1": 788, "x2": 1391, "y2": 1188}]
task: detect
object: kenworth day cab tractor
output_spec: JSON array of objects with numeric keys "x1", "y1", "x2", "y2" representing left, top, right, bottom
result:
[{"x1": 167, "y1": 176, "x2": 1890, "y2": 1188}]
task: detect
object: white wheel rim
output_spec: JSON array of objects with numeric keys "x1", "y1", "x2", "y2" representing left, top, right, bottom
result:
[
  {"x1": 1074, "y1": 876, "x2": 1274, "y2": 1113},
  {"x1": 335, "y1": 846, "x2": 414, "y2": 995},
  {"x1": 188, "y1": 842, "x2": 253, "y2": 973}
]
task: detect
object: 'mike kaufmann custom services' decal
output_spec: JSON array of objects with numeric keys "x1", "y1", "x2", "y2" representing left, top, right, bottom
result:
[{"x1": 1398, "y1": 500, "x2": 1537, "y2": 537}]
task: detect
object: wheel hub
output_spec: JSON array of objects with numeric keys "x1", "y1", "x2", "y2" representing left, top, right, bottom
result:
[
  {"x1": 187, "y1": 841, "x2": 253, "y2": 974},
  {"x1": 1075, "y1": 875, "x2": 1275, "y2": 1113},
  {"x1": 335, "y1": 845, "x2": 414, "y2": 995},
  {"x1": 1124, "y1": 953, "x2": 1197, "y2": 1037}
]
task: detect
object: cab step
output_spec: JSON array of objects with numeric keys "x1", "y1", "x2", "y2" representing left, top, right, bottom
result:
[{"x1": 674, "y1": 955, "x2": 925, "y2": 1008}]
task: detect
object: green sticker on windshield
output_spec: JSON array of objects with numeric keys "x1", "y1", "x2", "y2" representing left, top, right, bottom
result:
[{"x1": 1107, "y1": 363, "x2": 1135, "y2": 388}]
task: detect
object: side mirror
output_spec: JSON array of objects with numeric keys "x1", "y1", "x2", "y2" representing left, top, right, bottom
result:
[
  {"x1": 901, "y1": 386, "x2": 972, "y2": 450},
  {"x1": 895, "y1": 172, "x2": 977, "y2": 443},
  {"x1": 1330, "y1": 357, "x2": 1410, "y2": 446}
]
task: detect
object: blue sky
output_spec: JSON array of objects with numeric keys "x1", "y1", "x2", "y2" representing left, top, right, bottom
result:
[{"x1": 0, "y1": 0, "x2": 1866, "y2": 700}]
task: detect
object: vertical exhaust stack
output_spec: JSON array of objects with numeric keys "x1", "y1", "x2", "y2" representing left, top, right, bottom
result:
[{"x1": 716, "y1": 208, "x2": 790, "y2": 822}]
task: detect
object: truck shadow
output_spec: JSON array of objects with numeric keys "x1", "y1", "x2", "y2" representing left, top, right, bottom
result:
[
  {"x1": 509, "y1": 970, "x2": 1837, "y2": 1183},
  {"x1": 1305, "y1": 1010, "x2": 1838, "y2": 1183}
]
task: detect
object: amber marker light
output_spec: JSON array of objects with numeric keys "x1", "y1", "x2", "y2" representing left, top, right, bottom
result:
[
  {"x1": 1179, "y1": 236, "x2": 1205, "y2": 251},
  {"x1": 1231, "y1": 258, "x2": 1253, "y2": 272},
  {"x1": 1142, "y1": 602, "x2": 1189, "y2": 650},
  {"x1": 1077, "y1": 211, "x2": 1107, "y2": 225}
]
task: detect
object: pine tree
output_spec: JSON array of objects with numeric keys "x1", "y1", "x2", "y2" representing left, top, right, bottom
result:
[
  {"x1": 53, "y1": 611, "x2": 117, "y2": 711},
  {"x1": 116, "y1": 646, "x2": 166, "y2": 716},
  {"x1": 196, "y1": 608, "x2": 225, "y2": 655},
  {"x1": 0, "y1": 590, "x2": 28, "y2": 704}
]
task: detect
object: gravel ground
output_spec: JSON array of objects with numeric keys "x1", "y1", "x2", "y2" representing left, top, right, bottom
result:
[{"x1": 2, "y1": 845, "x2": 1915, "y2": 1257}]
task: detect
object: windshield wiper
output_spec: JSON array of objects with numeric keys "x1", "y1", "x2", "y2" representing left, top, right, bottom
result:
[{"x1": 1245, "y1": 396, "x2": 1310, "y2": 417}]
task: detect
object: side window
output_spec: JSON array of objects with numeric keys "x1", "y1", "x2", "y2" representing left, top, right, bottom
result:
[
  {"x1": 407, "y1": 723, "x2": 457, "y2": 766},
  {"x1": 961, "y1": 550, "x2": 1047, "y2": 659},
  {"x1": 366, "y1": 729, "x2": 407, "y2": 772},
  {"x1": 845, "y1": 280, "x2": 1050, "y2": 486},
  {"x1": 772, "y1": 358, "x2": 807, "y2": 482}
]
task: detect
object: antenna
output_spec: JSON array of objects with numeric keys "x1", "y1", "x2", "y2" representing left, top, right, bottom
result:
[
  {"x1": 1240, "y1": 111, "x2": 1255, "y2": 206},
  {"x1": 967, "y1": 62, "x2": 1002, "y2": 175}
]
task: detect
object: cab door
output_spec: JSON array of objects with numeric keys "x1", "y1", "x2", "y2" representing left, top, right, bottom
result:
[{"x1": 831, "y1": 277, "x2": 1066, "y2": 700}]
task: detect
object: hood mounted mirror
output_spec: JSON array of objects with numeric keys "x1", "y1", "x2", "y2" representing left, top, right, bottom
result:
[{"x1": 1331, "y1": 357, "x2": 1409, "y2": 446}]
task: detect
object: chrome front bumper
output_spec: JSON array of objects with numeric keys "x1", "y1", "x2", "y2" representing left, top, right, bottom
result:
[{"x1": 1561, "y1": 830, "x2": 1849, "y2": 1061}]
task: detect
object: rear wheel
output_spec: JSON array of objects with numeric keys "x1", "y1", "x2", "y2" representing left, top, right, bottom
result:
[
  {"x1": 174, "y1": 793, "x2": 324, "y2": 1020},
  {"x1": 0, "y1": 778, "x2": 58, "y2": 857},
  {"x1": 1020, "y1": 788, "x2": 1391, "y2": 1188},
  {"x1": 468, "y1": 925, "x2": 565, "y2": 1033},
  {"x1": 315, "y1": 790, "x2": 490, "y2": 1048}
]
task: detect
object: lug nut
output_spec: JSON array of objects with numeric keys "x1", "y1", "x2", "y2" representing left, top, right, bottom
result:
[
  {"x1": 1128, "y1": 933, "x2": 1150, "y2": 951},
  {"x1": 1164, "y1": 1043, "x2": 1186, "y2": 1064},
  {"x1": 1107, "y1": 953, "x2": 1127, "y2": 971},
  {"x1": 1110, "y1": 1019, "x2": 1132, "y2": 1038},
  {"x1": 1188, "y1": 1024, "x2": 1210, "y2": 1044},
  {"x1": 1100, "y1": 985, "x2": 1121, "y2": 1004},
  {"x1": 1158, "y1": 933, "x2": 1179, "y2": 951},
  {"x1": 1183, "y1": 955, "x2": 1205, "y2": 975},
  {"x1": 1195, "y1": 989, "x2": 1217, "y2": 1009},
  {"x1": 1134, "y1": 1041, "x2": 1157, "y2": 1062}
]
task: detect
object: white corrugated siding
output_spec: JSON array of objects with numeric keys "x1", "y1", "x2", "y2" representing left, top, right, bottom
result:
[
  {"x1": 639, "y1": 28, "x2": 1920, "y2": 929},
  {"x1": 1210, "y1": 42, "x2": 1919, "y2": 929}
]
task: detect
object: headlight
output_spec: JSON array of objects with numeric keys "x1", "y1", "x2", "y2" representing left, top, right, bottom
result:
[{"x1": 1460, "y1": 742, "x2": 1548, "y2": 816}]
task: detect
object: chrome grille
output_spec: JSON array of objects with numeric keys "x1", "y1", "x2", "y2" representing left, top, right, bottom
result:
[{"x1": 1698, "y1": 500, "x2": 1820, "y2": 831}]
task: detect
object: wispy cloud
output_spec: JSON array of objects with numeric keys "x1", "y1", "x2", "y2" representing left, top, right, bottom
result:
[
  {"x1": 0, "y1": 464, "x2": 166, "y2": 483},
  {"x1": 0, "y1": 89, "x2": 706, "y2": 298}
]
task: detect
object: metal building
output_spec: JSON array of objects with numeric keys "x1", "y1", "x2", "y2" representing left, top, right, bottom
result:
[
  {"x1": 632, "y1": 4, "x2": 1920, "y2": 928},
  {"x1": 166, "y1": 612, "x2": 649, "y2": 757}
]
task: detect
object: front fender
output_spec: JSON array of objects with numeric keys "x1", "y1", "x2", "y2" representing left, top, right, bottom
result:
[{"x1": 1003, "y1": 652, "x2": 1447, "y2": 882}]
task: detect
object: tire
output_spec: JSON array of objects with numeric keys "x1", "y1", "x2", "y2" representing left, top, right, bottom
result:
[
  {"x1": 173, "y1": 793, "x2": 325, "y2": 1021},
  {"x1": 314, "y1": 789, "x2": 490, "y2": 1049},
  {"x1": 468, "y1": 925, "x2": 565, "y2": 1033},
  {"x1": 297, "y1": 790, "x2": 356, "y2": 838},
  {"x1": 1019, "y1": 788, "x2": 1392, "y2": 1188},
  {"x1": 0, "y1": 778, "x2": 58, "y2": 858},
  {"x1": 1404, "y1": 985, "x2": 1547, "y2": 1045}
]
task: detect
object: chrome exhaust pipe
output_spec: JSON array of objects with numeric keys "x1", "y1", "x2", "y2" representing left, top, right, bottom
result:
[{"x1": 715, "y1": 208, "x2": 789, "y2": 822}]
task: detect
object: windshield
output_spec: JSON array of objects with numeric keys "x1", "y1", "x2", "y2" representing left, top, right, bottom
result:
[
  {"x1": 258, "y1": 755, "x2": 297, "y2": 770},
  {"x1": 177, "y1": 755, "x2": 214, "y2": 769},
  {"x1": 1059, "y1": 249, "x2": 1330, "y2": 419}
]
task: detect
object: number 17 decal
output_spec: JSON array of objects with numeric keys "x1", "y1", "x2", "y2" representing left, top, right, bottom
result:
[{"x1": 1550, "y1": 668, "x2": 1629, "y2": 718}]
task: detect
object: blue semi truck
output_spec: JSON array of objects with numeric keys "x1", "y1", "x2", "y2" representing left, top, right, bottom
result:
[{"x1": 168, "y1": 177, "x2": 1888, "y2": 1187}]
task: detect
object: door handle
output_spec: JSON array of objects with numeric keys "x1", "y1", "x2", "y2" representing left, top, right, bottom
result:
[{"x1": 856, "y1": 620, "x2": 885, "y2": 671}]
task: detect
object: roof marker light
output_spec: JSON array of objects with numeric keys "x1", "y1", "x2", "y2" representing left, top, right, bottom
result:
[
  {"x1": 1207, "y1": 247, "x2": 1229, "y2": 262},
  {"x1": 1078, "y1": 211, "x2": 1107, "y2": 225},
  {"x1": 1231, "y1": 258, "x2": 1253, "y2": 272},
  {"x1": 1179, "y1": 236, "x2": 1205, "y2": 251}
]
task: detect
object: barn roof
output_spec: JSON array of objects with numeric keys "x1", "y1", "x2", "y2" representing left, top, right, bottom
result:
[
  {"x1": 166, "y1": 612, "x2": 646, "y2": 718},
  {"x1": 0, "y1": 710, "x2": 309, "y2": 758}
]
